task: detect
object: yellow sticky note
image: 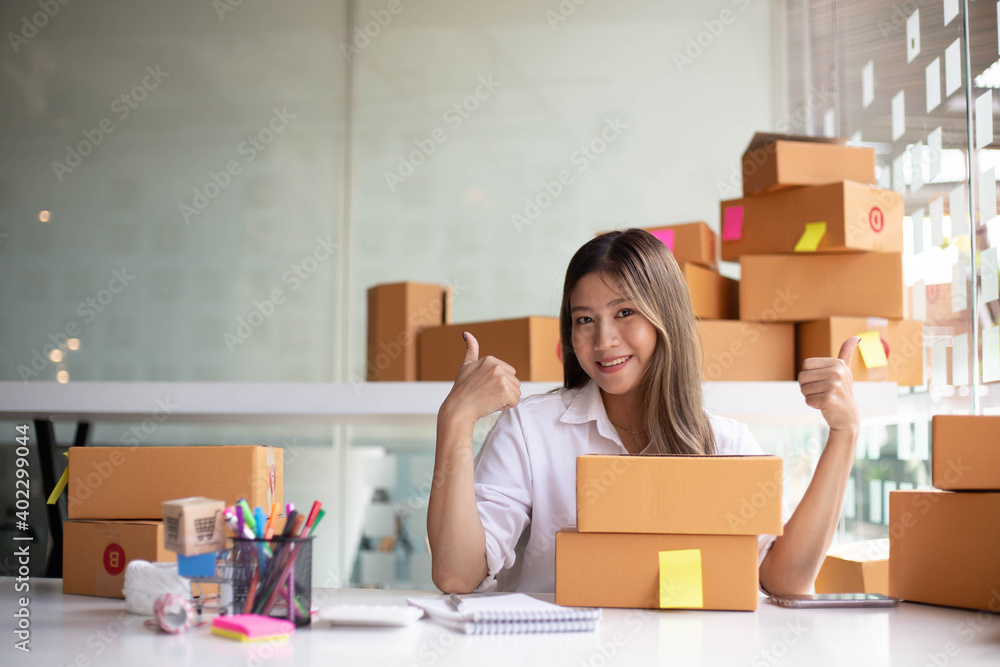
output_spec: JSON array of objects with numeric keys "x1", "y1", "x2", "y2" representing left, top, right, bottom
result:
[
  {"x1": 46, "y1": 452, "x2": 70, "y2": 505},
  {"x1": 858, "y1": 331, "x2": 889, "y2": 368},
  {"x1": 794, "y1": 222, "x2": 827, "y2": 252},
  {"x1": 658, "y1": 549, "x2": 703, "y2": 608}
]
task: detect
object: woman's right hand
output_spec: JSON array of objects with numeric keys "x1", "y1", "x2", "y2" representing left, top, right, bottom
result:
[{"x1": 439, "y1": 331, "x2": 521, "y2": 428}]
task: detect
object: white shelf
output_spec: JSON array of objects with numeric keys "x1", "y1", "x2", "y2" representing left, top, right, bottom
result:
[{"x1": 0, "y1": 380, "x2": 898, "y2": 425}]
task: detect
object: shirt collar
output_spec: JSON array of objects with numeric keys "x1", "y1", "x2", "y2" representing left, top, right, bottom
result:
[{"x1": 559, "y1": 379, "x2": 623, "y2": 447}]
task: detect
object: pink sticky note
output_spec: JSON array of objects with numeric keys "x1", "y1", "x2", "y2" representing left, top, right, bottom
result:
[
  {"x1": 722, "y1": 206, "x2": 744, "y2": 241},
  {"x1": 651, "y1": 229, "x2": 675, "y2": 253}
]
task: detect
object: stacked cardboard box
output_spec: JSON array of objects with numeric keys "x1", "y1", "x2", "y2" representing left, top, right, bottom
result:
[
  {"x1": 63, "y1": 446, "x2": 282, "y2": 598},
  {"x1": 720, "y1": 132, "x2": 923, "y2": 386},
  {"x1": 889, "y1": 416, "x2": 1000, "y2": 611},
  {"x1": 367, "y1": 282, "x2": 452, "y2": 381},
  {"x1": 556, "y1": 455, "x2": 783, "y2": 611}
]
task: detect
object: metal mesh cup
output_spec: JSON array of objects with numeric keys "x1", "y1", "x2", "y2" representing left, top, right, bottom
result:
[{"x1": 231, "y1": 536, "x2": 313, "y2": 626}]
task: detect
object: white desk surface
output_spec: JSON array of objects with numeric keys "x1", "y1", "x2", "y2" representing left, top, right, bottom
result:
[{"x1": 3, "y1": 579, "x2": 999, "y2": 666}]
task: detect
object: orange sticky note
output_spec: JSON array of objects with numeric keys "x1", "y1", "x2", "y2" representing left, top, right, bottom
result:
[
  {"x1": 658, "y1": 549, "x2": 703, "y2": 608},
  {"x1": 794, "y1": 222, "x2": 827, "y2": 252},
  {"x1": 858, "y1": 331, "x2": 889, "y2": 368}
]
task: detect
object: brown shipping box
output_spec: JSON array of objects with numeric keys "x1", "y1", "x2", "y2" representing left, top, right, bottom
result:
[
  {"x1": 889, "y1": 490, "x2": 1000, "y2": 612},
  {"x1": 682, "y1": 263, "x2": 738, "y2": 320},
  {"x1": 367, "y1": 282, "x2": 452, "y2": 381},
  {"x1": 814, "y1": 539, "x2": 889, "y2": 596},
  {"x1": 742, "y1": 132, "x2": 876, "y2": 196},
  {"x1": 720, "y1": 181, "x2": 902, "y2": 261},
  {"x1": 796, "y1": 317, "x2": 924, "y2": 386},
  {"x1": 642, "y1": 222, "x2": 718, "y2": 270},
  {"x1": 418, "y1": 316, "x2": 561, "y2": 382},
  {"x1": 740, "y1": 253, "x2": 905, "y2": 322},
  {"x1": 576, "y1": 454, "x2": 783, "y2": 535},
  {"x1": 68, "y1": 446, "x2": 283, "y2": 520},
  {"x1": 932, "y1": 415, "x2": 1000, "y2": 490},
  {"x1": 162, "y1": 497, "x2": 227, "y2": 556},
  {"x1": 555, "y1": 528, "x2": 760, "y2": 611},
  {"x1": 63, "y1": 520, "x2": 175, "y2": 598},
  {"x1": 697, "y1": 320, "x2": 795, "y2": 382}
]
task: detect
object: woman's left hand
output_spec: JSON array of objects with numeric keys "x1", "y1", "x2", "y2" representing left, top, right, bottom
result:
[{"x1": 798, "y1": 336, "x2": 861, "y2": 434}]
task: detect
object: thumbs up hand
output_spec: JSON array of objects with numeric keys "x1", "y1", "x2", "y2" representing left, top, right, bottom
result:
[
  {"x1": 798, "y1": 336, "x2": 861, "y2": 435},
  {"x1": 440, "y1": 332, "x2": 521, "y2": 427}
]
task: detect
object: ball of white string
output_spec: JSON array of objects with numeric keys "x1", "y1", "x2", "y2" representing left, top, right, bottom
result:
[{"x1": 123, "y1": 560, "x2": 191, "y2": 616}]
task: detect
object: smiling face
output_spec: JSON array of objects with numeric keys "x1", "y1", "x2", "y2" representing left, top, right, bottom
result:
[{"x1": 569, "y1": 271, "x2": 659, "y2": 398}]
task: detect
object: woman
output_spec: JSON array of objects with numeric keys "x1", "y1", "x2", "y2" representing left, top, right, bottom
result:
[{"x1": 427, "y1": 228, "x2": 860, "y2": 596}]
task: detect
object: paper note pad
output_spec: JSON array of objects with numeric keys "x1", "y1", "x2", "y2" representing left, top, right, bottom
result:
[
  {"x1": 651, "y1": 229, "x2": 675, "y2": 253},
  {"x1": 794, "y1": 222, "x2": 826, "y2": 252},
  {"x1": 722, "y1": 206, "x2": 744, "y2": 241},
  {"x1": 858, "y1": 331, "x2": 889, "y2": 368},
  {"x1": 211, "y1": 614, "x2": 295, "y2": 642},
  {"x1": 659, "y1": 549, "x2": 703, "y2": 608}
]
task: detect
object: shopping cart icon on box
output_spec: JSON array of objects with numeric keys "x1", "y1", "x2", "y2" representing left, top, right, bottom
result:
[
  {"x1": 165, "y1": 516, "x2": 180, "y2": 543},
  {"x1": 195, "y1": 511, "x2": 220, "y2": 542}
]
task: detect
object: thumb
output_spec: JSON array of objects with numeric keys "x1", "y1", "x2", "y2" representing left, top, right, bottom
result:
[
  {"x1": 837, "y1": 336, "x2": 861, "y2": 366},
  {"x1": 461, "y1": 331, "x2": 480, "y2": 366}
]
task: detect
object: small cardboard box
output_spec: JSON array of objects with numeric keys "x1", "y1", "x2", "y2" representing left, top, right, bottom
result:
[
  {"x1": 555, "y1": 528, "x2": 760, "y2": 610},
  {"x1": 576, "y1": 454, "x2": 783, "y2": 535},
  {"x1": 641, "y1": 222, "x2": 717, "y2": 270},
  {"x1": 741, "y1": 132, "x2": 876, "y2": 196},
  {"x1": 814, "y1": 539, "x2": 889, "y2": 596},
  {"x1": 162, "y1": 497, "x2": 226, "y2": 556},
  {"x1": 889, "y1": 490, "x2": 1000, "y2": 611},
  {"x1": 63, "y1": 520, "x2": 174, "y2": 598},
  {"x1": 68, "y1": 446, "x2": 282, "y2": 520},
  {"x1": 418, "y1": 316, "x2": 562, "y2": 381},
  {"x1": 796, "y1": 317, "x2": 924, "y2": 386},
  {"x1": 740, "y1": 253, "x2": 905, "y2": 322},
  {"x1": 932, "y1": 415, "x2": 1000, "y2": 490},
  {"x1": 720, "y1": 181, "x2": 902, "y2": 261},
  {"x1": 697, "y1": 320, "x2": 795, "y2": 381},
  {"x1": 682, "y1": 263, "x2": 738, "y2": 320},
  {"x1": 367, "y1": 281, "x2": 452, "y2": 381}
]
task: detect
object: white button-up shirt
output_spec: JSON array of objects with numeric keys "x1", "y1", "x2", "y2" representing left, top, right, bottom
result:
[{"x1": 472, "y1": 379, "x2": 790, "y2": 593}]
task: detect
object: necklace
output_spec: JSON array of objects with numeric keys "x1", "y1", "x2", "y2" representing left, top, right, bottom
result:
[{"x1": 610, "y1": 419, "x2": 643, "y2": 436}]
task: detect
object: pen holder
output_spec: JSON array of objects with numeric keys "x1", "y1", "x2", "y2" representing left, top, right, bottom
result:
[{"x1": 231, "y1": 536, "x2": 313, "y2": 626}]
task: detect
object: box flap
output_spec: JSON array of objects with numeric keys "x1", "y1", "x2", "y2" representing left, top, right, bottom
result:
[{"x1": 744, "y1": 132, "x2": 846, "y2": 153}]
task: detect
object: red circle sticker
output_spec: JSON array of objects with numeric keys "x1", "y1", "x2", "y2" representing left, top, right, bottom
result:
[
  {"x1": 880, "y1": 336, "x2": 890, "y2": 360},
  {"x1": 869, "y1": 206, "x2": 884, "y2": 232},
  {"x1": 556, "y1": 340, "x2": 563, "y2": 363},
  {"x1": 103, "y1": 543, "x2": 126, "y2": 575}
]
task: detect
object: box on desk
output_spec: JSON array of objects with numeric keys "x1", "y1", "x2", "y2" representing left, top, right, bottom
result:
[
  {"x1": 814, "y1": 539, "x2": 889, "y2": 596},
  {"x1": 720, "y1": 181, "x2": 902, "y2": 261},
  {"x1": 68, "y1": 446, "x2": 282, "y2": 520},
  {"x1": 683, "y1": 264, "x2": 738, "y2": 320},
  {"x1": 63, "y1": 520, "x2": 174, "y2": 598},
  {"x1": 367, "y1": 281, "x2": 452, "y2": 381},
  {"x1": 889, "y1": 490, "x2": 1000, "y2": 611},
  {"x1": 697, "y1": 320, "x2": 795, "y2": 381},
  {"x1": 576, "y1": 454, "x2": 783, "y2": 536},
  {"x1": 741, "y1": 132, "x2": 876, "y2": 196},
  {"x1": 740, "y1": 253, "x2": 905, "y2": 322},
  {"x1": 555, "y1": 528, "x2": 760, "y2": 611},
  {"x1": 796, "y1": 317, "x2": 924, "y2": 386},
  {"x1": 162, "y1": 497, "x2": 226, "y2": 556},
  {"x1": 932, "y1": 416, "x2": 1000, "y2": 490},
  {"x1": 418, "y1": 316, "x2": 561, "y2": 381}
]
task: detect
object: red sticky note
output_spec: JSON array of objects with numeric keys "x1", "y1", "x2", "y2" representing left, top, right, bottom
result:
[
  {"x1": 651, "y1": 229, "x2": 675, "y2": 253},
  {"x1": 722, "y1": 206, "x2": 744, "y2": 241}
]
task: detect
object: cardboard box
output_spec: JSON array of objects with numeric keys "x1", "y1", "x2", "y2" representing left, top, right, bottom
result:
[
  {"x1": 576, "y1": 454, "x2": 783, "y2": 535},
  {"x1": 68, "y1": 446, "x2": 283, "y2": 520},
  {"x1": 683, "y1": 263, "x2": 738, "y2": 320},
  {"x1": 63, "y1": 520, "x2": 174, "y2": 598},
  {"x1": 720, "y1": 181, "x2": 902, "y2": 261},
  {"x1": 418, "y1": 316, "x2": 561, "y2": 382},
  {"x1": 697, "y1": 320, "x2": 795, "y2": 381},
  {"x1": 814, "y1": 539, "x2": 889, "y2": 596},
  {"x1": 932, "y1": 415, "x2": 1000, "y2": 490},
  {"x1": 555, "y1": 528, "x2": 759, "y2": 610},
  {"x1": 162, "y1": 497, "x2": 226, "y2": 556},
  {"x1": 741, "y1": 132, "x2": 876, "y2": 196},
  {"x1": 796, "y1": 317, "x2": 924, "y2": 386},
  {"x1": 641, "y1": 223, "x2": 717, "y2": 270},
  {"x1": 367, "y1": 282, "x2": 452, "y2": 381},
  {"x1": 740, "y1": 253, "x2": 905, "y2": 322},
  {"x1": 889, "y1": 490, "x2": 1000, "y2": 612}
]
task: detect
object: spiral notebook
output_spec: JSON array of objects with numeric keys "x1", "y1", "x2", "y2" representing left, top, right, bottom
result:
[{"x1": 406, "y1": 594, "x2": 600, "y2": 635}]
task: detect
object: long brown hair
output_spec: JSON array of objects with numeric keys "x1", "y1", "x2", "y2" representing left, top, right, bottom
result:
[{"x1": 557, "y1": 228, "x2": 716, "y2": 455}]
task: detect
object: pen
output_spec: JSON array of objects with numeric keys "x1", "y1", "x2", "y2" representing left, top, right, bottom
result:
[
  {"x1": 254, "y1": 507, "x2": 267, "y2": 539},
  {"x1": 448, "y1": 593, "x2": 464, "y2": 613}
]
